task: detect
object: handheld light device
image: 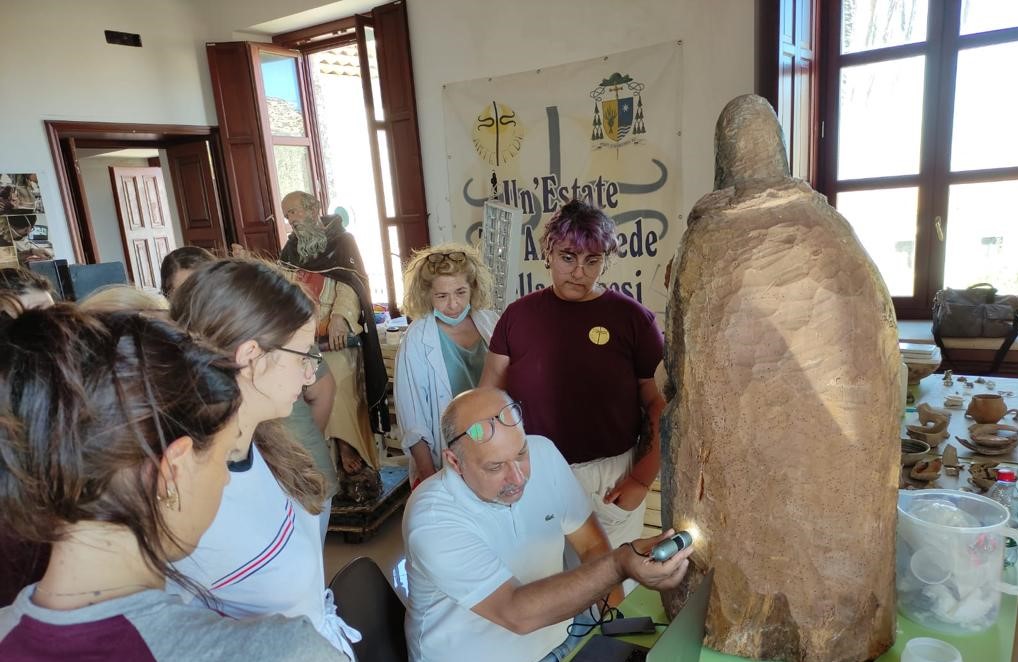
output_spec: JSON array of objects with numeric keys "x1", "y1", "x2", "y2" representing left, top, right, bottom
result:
[{"x1": 650, "y1": 530, "x2": 694, "y2": 562}]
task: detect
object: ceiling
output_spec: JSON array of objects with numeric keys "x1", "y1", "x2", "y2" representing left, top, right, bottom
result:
[{"x1": 245, "y1": 0, "x2": 382, "y2": 36}]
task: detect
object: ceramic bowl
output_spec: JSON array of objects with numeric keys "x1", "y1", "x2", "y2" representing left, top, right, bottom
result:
[
  {"x1": 905, "y1": 360, "x2": 940, "y2": 385},
  {"x1": 901, "y1": 438, "x2": 932, "y2": 467}
]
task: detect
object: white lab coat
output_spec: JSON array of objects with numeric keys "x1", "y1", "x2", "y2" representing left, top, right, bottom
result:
[{"x1": 394, "y1": 309, "x2": 499, "y2": 483}]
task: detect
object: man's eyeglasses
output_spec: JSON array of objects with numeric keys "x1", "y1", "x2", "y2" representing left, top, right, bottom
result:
[
  {"x1": 274, "y1": 346, "x2": 323, "y2": 377},
  {"x1": 449, "y1": 401, "x2": 524, "y2": 444}
]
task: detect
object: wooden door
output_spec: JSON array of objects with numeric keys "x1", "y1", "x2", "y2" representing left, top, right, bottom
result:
[
  {"x1": 165, "y1": 141, "x2": 228, "y2": 253},
  {"x1": 109, "y1": 166, "x2": 177, "y2": 291}
]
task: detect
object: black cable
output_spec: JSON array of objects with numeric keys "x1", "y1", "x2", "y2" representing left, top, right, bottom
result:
[
  {"x1": 564, "y1": 545, "x2": 654, "y2": 637},
  {"x1": 565, "y1": 594, "x2": 624, "y2": 637},
  {"x1": 624, "y1": 541, "x2": 650, "y2": 558}
]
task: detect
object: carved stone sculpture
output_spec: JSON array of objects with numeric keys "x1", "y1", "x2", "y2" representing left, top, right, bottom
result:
[{"x1": 661, "y1": 95, "x2": 900, "y2": 662}]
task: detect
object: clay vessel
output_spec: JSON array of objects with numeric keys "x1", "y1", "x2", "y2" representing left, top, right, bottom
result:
[{"x1": 965, "y1": 394, "x2": 1013, "y2": 424}]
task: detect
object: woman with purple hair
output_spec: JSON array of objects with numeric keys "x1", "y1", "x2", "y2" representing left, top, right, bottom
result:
[{"x1": 481, "y1": 200, "x2": 665, "y2": 564}]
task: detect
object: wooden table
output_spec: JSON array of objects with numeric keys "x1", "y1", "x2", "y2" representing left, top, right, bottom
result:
[
  {"x1": 564, "y1": 373, "x2": 1018, "y2": 660},
  {"x1": 564, "y1": 582, "x2": 1017, "y2": 662},
  {"x1": 903, "y1": 373, "x2": 1018, "y2": 472}
]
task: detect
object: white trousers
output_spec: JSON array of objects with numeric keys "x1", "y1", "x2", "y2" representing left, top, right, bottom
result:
[{"x1": 568, "y1": 448, "x2": 648, "y2": 594}]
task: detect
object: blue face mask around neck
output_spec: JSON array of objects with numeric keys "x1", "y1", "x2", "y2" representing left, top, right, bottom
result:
[{"x1": 434, "y1": 304, "x2": 471, "y2": 326}]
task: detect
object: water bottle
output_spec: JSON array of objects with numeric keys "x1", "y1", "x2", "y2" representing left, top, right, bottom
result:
[{"x1": 988, "y1": 468, "x2": 1018, "y2": 567}]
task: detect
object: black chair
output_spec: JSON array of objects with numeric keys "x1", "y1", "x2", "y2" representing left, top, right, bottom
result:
[{"x1": 328, "y1": 556, "x2": 408, "y2": 662}]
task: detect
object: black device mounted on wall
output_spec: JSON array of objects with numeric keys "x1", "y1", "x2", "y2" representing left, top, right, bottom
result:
[{"x1": 105, "y1": 30, "x2": 142, "y2": 47}]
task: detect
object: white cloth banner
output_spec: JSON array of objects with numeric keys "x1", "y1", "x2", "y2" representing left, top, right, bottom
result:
[{"x1": 442, "y1": 41, "x2": 682, "y2": 317}]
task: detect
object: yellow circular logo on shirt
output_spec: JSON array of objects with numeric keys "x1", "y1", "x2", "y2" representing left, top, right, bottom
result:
[{"x1": 588, "y1": 326, "x2": 610, "y2": 346}]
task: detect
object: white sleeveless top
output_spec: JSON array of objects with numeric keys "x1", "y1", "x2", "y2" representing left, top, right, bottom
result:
[{"x1": 168, "y1": 444, "x2": 360, "y2": 658}]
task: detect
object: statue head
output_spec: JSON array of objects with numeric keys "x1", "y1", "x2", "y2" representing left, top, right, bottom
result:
[{"x1": 714, "y1": 94, "x2": 790, "y2": 191}]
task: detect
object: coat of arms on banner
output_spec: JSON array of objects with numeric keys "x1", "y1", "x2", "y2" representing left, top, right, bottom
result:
[{"x1": 591, "y1": 72, "x2": 646, "y2": 149}]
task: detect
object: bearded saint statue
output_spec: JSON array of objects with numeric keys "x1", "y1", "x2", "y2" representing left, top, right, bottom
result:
[{"x1": 279, "y1": 190, "x2": 390, "y2": 504}]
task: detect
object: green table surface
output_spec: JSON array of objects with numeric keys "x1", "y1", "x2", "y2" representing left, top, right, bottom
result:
[{"x1": 564, "y1": 573, "x2": 1016, "y2": 662}]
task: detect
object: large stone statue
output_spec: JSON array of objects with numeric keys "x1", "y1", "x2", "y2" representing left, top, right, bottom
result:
[{"x1": 661, "y1": 95, "x2": 899, "y2": 662}]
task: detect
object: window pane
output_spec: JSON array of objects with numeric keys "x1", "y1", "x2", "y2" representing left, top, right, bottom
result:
[
  {"x1": 951, "y1": 42, "x2": 1018, "y2": 172},
  {"x1": 260, "y1": 53, "x2": 306, "y2": 137},
  {"x1": 273, "y1": 145, "x2": 313, "y2": 199},
  {"x1": 960, "y1": 0, "x2": 1018, "y2": 35},
  {"x1": 838, "y1": 57, "x2": 925, "y2": 180},
  {"x1": 841, "y1": 0, "x2": 928, "y2": 54},
  {"x1": 836, "y1": 187, "x2": 919, "y2": 297},
  {"x1": 377, "y1": 130, "x2": 396, "y2": 218},
  {"x1": 388, "y1": 225, "x2": 404, "y2": 306},
  {"x1": 944, "y1": 180, "x2": 1018, "y2": 293},
  {"x1": 309, "y1": 46, "x2": 389, "y2": 305},
  {"x1": 365, "y1": 27, "x2": 385, "y2": 122}
]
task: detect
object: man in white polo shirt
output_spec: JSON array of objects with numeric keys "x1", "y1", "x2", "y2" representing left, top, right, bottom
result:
[{"x1": 403, "y1": 387, "x2": 692, "y2": 662}]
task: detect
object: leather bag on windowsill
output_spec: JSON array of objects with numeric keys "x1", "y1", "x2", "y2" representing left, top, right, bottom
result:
[{"x1": 932, "y1": 283, "x2": 1018, "y2": 374}]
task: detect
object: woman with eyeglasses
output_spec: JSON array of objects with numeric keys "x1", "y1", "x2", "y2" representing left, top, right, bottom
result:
[
  {"x1": 166, "y1": 258, "x2": 361, "y2": 658},
  {"x1": 395, "y1": 243, "x2": 499, "y2": 485},
  {"x1": 480, "y1": 200, "x2": 666, "y2": 563},
  {"x1": 0, "y1": 305, "x2": 346, "y2": 660}
]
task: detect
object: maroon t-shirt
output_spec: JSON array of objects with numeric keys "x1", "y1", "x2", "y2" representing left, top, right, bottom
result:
[{"x1": 489, "y1": 287, "x2": 663, "y2": 464}]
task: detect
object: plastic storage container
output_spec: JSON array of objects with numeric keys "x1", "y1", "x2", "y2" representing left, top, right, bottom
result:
[{"x1": 897, "y1": 489, "x2": 1018, "y2": 634}]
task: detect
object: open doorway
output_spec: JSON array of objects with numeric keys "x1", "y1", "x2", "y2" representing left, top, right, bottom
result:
[{"x1": 45, "y1": 121, "x2": 231, "y2": 292}]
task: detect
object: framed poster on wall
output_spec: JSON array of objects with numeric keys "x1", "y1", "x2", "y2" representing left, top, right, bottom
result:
[{"x1": 0, "y1": 173, "x2": 54, "y2": 265}]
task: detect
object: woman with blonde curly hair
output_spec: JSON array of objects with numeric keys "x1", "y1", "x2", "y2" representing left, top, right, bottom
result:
[{"x1": 394, "y1": 243, "x2": 498, "y2": 485}]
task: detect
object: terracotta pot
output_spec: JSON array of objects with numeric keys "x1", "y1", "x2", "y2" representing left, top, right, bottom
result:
[{"x1": 965, "y1": 394, "x2": 1016, "y2": 424}]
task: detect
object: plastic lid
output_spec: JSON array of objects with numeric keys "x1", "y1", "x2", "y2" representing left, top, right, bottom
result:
[
  {"x1": 901, "y1": 637, "x2": 961, "y2": 662},
  {"x1": 998, "y1": 467, "x2": 1017, "y2": 482}
]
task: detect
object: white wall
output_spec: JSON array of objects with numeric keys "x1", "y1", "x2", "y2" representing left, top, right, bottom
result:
[
  {"x1": 0, "y1": 0, "x2": 215, "y2": 263},
  {"x1": 407, "y1": 0, "x2": 756, "y2": 241}
]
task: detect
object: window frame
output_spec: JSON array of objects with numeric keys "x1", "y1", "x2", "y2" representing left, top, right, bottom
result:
[
  {"x1": 273, "y1": 1, "x2": 429, "y2": 314},
  {"x1": 816, "y1": 0, "x2": 1018, "y2": 320}
]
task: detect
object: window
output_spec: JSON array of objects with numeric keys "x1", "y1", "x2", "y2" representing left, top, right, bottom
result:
[
  {"x1": 818, "y1": 0, "x2": 1018, "y2": 319},
  {"x1": 206, "y1": 1, "x2": 427, "y2": 311},
  {"x1": 274, "y1": 1, "x2": 429, "y2": 312}
]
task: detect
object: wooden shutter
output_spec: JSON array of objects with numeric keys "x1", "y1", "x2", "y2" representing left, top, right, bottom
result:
[
  {"x1": 372, "y1": 0, "x2": 430, "y2": 269},
  {"x1": 206, "y1": 42, "x2": 279, "y2": 255}
]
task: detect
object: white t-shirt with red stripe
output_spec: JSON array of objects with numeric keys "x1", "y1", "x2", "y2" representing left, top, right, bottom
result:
[{"x1": 168, "y1": 444, "x2": 336, "y2": 641}]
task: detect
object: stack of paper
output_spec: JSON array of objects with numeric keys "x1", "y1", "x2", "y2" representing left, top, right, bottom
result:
[{"x1": 900, "y1": 342, "x2": 941, "y2": 365}]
